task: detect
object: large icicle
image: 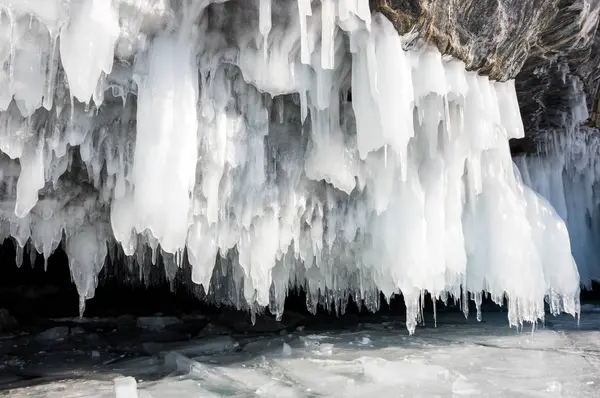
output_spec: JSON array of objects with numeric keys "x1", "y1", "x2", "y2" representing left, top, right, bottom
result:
[
  {"x1": 59, "y1": 0, "x2": 120, "y2": 104},
  {"x1": 124, "y1": 26, "x2": 199, "y2": 255}
]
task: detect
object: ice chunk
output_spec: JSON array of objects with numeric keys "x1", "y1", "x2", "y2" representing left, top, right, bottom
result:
[
  {"x1": 114, "y1": 376, "x2": 138, "y2": 398},
  {"x1": 283, "y1": 342, "x2": 293, "y2": 355}
]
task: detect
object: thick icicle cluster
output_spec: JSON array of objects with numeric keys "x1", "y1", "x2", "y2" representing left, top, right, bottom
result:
[
  {"x1": 516, "y1": 77, "x2": 600, "y2": 286},
  {"x1": 0, "y1": 0, "x2": 580, "y2": 333}
]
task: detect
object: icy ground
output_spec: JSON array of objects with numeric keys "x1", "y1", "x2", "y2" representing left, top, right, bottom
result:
[{"x1": 1, "y1": 305, "x2": 599, "y2": 397}]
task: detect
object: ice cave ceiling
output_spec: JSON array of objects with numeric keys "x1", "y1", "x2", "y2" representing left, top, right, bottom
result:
[{"x1": 0, "y1": 0, "x2": 599, "y2": 333}]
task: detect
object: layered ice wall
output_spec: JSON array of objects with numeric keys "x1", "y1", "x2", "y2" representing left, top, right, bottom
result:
[
  {"x1": 516, "y1": 77, "x2": 600, "y2": 286},
  {"x1": 0, "y1": 0, "x2": 581, "y2": 333}
]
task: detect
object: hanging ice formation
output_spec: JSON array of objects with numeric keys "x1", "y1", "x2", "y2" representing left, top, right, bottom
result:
[
  {"x1": 0, "y1": 0, "x2": 581, "y2": 334},
  {"x1": 516, "y1": 76, "x2": 600, "y2": 287}
]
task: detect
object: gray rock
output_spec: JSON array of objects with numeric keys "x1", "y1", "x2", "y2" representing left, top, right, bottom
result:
[
  {"x1": 0, "y1": 308, "x2": 18, "y2": 333},
  {"x1": 136, "y1": 316, "x2": 180, "y2": 330},
  {"x1": 36, "y1": 326, "x2": 69, "y2": 342},
  {"x1": 372, "y1": 0, "x2": 557, "y2": 80},
  {"x1": 373, "y1": 0, "x2": 600, "y2": 142}
]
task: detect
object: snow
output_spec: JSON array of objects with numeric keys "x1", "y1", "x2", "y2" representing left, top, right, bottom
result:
[
  {"x1": 0, "y1": 0, "x2": 582, "y2": 333},
  {"x1": 1, "y1": 310, "x2": 600, "y2": 397}
]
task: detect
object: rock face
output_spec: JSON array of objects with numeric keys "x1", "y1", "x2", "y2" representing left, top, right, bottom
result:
[
  {"x1": 372, "y1": 0, "x2": 600, "y2": 136},
  {"x1": 516, "y1": 0, "x2": 600, "y2": 133}
]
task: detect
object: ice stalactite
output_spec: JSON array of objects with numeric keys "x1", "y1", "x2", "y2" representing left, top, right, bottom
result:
[
  {"x1": 0, "y1": 0, "x2": 581, "y2": 333},
  {"x1": 59, "y1": 0, "x2": 120, "y2": 104},
  {"x1": 516, "y1": 76, "x2": 600, "y2": 286}
]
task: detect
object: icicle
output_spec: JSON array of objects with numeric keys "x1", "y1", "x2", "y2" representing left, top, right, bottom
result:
[
  {"x1": 433, "y1": 297, "x2": 437, "y2": 328},
  {"x1": 7, "y1": 8, "x2": 16, "y2": 85},
  {"x1": 43, "y1": 35, "x2": 59, "y2": 111},
  {"x1": 384, "y1": 144, "x2": 387, "y2": 168},
  {"x1": 15, "y1": 243, "x2": 24, "y2": 268},
  {"x1": 29, "y1": 242, "x2": 37, "y2": 268},
  {"x1": 298, "y1": 0, "x2": 312, "y2": 64},
  {"x1": 300, "y1": 90, "x2": 308, "y2": 123},
  {"x1": 474, "y1": 292, "x2": 482, "y2": 322},
  {"x1": 259, "y1": 0, "x2": 272, "y2": 55},
  {"x1": 321, "y1": 0, "x2": 336, "y2": 70},
  {"x1": 462, "y1": 286, "x2": 469, "y2": 319}
]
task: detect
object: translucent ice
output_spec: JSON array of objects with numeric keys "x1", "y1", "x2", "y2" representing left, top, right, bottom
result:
[
  {"x1": 114, "y1": 376, "x2": 138, "y2": 398},
  {"x1": 60, "y1": 0, "x2": 120, "y2": 104},
  {"x1": 515, "y1": 76, "x2": 599, "y2": 287},
  {"x1": 0, "y1": 0, "x2": 581, "y2": 334},
  {"x1": 516, "y1": 126, "x2": 600, "y2": 287}
]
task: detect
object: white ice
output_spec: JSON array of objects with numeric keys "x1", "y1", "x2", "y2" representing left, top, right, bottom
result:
[
  {"x1": 515, "y1": 75, "x2": 600, "y2": 287},
  {"x1": 0, "y1": 0, "x2": 581, "y2": 332},
  {"x1": 114, "y1": 376, "x2": 138, "y2": 398}
]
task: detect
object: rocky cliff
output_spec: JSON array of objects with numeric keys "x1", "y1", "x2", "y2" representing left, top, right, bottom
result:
[{"x1": 372, "y1": 0, "x2": 600, "y2": 143}]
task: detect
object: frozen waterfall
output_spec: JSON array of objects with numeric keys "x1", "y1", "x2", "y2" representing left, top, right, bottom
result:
[
  {"x1": 515, "y1": 76, "x2": 600, "y2": 287},
  {"x1": 0, "y1": 0, "x2": 581, "y2": 334}
]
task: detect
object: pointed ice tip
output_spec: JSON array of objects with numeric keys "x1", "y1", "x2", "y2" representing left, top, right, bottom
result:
[{"x1": 79, "y1": 297, "x2": 86, "y2": 319}]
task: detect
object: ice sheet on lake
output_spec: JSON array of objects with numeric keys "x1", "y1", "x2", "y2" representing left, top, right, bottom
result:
[{"x1": 2, "y1": 311, "x2": 600, "y2": 397}]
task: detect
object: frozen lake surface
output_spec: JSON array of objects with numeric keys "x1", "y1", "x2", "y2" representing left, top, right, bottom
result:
[{"x1": 1, "y1": 305, "x2": 599, "y2": 397}]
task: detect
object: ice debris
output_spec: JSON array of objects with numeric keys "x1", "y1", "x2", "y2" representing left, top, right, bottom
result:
[
  {"x1": 114, "y1": 376, "x2": 138, "y2": 398},
  {"x1": 0, "y1": 0, "x2": 581, "y2": 334},
  {"x1": 283, "y1": 342, "x2": 292, "y2": 356}
]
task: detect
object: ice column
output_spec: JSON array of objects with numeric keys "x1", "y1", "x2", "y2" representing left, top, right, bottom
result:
[{"x1": 121, "y1": 33, "x2": 199, "y2": 255}]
